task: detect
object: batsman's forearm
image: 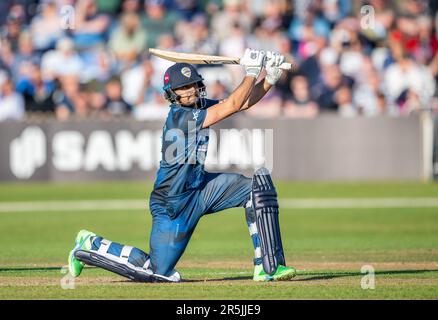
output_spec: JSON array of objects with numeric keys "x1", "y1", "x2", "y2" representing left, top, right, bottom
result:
[
  {"x1": 240, "y1": 78, "x2": 272, "y2": 111},
  {"x1": 228, "y1": 76, "x2": 257, "y2": 111}
]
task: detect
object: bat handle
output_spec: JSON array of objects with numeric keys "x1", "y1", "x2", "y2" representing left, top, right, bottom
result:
[{"x1": 279, "y1": 62, "x2": 293, "y2": 70}]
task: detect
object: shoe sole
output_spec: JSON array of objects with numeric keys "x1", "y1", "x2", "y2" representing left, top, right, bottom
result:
[
  {"x1": 253, "y1": 276, "x2": 273, "y2": 282},
  {"x1": 253, "y1": 270, "x2": 296, "y2": 282},
  {"x1": 274, "y1": 272, "x2": 296, "y2": 281}
]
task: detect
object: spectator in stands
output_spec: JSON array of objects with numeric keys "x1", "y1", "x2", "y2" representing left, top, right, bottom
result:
[
  {"x1": 109, "y1": 12, "x2": 147, "y2": 69},
  {"x1": 402, "y1": 0, "x2": 429, "y2": 16},
  {"x1": 10, "y1": 31, "x2": 40, "y2": 83},
  {"x1": 41, "y1": 37, "x2": 84, "y2": 81},
  {"x1": 0, "y1": 1, "x2": 15, "y2": 26},
  {"x1": 415, "y1": 15, "x2": 436, "y2": 64},
  {"x1": 73, "y1": 0, "x2": 111, "y2": 50},
  {"x1": 335, "y1": 85, "x2": 355, "y2": 117},
  {"x1": 53, "y1": 75, "x2": 87, "y2": 120},
  {"x1": 218, "y1": 22, "x2": 247, "y2": 87},
  {"x1": 389, "y1": 15, "x2": 422, "y2": 60},
  {"x1": 171, "y1": 0, "x2": 200, "y2": 20},
  {"x1": 133, "y1": 88, "x2": 169, "y2": 121},
  {"x1": 272, "y1": 32, "x2": 294, "y2": 65},
  {"x1": 103, "y1": 76, "x2": 132, "y2": 116},
  {"x1": 121, "y1": 57, "x2": 154, "y2": 106},
  {"x1": 0, "y1": 37, "x2": 14, "y2": 72},
  {"x1": 149, "y1": 33, "x2": 176, "y2": 90},
  {"x1": 288, "y1": 7, "x2": 331, "y2": 49},
  {"x1": 30, "y1": 0, "x2": 65, "y2": 52},
  {"x1": 313, "y1": 63, "x2": 355, "y2": 115},
  {"x1": 84, "y1": 80, "x2": 107, "y2": 118},
  {"x1": 16, "y1": 63, "x2": 56, "y2": 114},
  {"x1": 1, "y1": 7, "x2": 26, "y2": 52},
  {"x1": 81, "y1": 45, "x2": 114, "y2": 83},
  {"x1": 176, "y1": 14, "x2": 218, "y2": 56},
  {"x1": 208, "y1": 80, "x2": 229, "y2": 101},
  {"x1": 320, "y1": 0, "x2": 352, "y2": 25},
  {"x1": 248, "y1": 1, "x2": 289, "y2": 52},
  {"x1": 0, "y1": 75, "x2": 25, "y2": 121},
  {"x1": 283, "y1": 75, "x2": 319, "y2": 118},
  {"x1": 383, "y1": 50, "x2": 436, "y2": 115},
  {"x1": 333, "y1": 19, "x2": 366, "y2": 82},
  {"x1": 142, "y1": 0, "x2": 181, "y2": 49},
  {"x1": 352, "y1": 62, "x2": 391, "y2": 117},
  {"x1": 95, "y1": 0, "x2": 122, "y2": 15},
  {"x1": 121, "y1": 0, "x2": 141, "y2": 14},
  {"x1": 121, "y1": 55, "x2": 168, "y2": 120},
  {"x1": 297, "y1": 36, "x2": 328, "y2": 91},
  {"x1": 210, "y1": 0, "x2": 253, "y2": 42}
]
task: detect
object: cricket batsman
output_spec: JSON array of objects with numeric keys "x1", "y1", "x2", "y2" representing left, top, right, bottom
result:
[{"x1": 68, "y1": 48, "x2": 296, "y2": 282}]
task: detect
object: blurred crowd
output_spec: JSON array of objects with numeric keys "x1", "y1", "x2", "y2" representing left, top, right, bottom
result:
[{"x1": 1, "y1": 0, "x2": 438, "y2": 121}]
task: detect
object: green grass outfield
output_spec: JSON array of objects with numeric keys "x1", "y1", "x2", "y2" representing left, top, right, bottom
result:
[{"x1": 0, "y1": 181, "x2": 438, "y2": 299}]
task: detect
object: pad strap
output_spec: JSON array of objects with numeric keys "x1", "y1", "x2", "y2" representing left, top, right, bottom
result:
[
  {"x1": 120, "y1": 245, "x2": 133, "y2": 264},
  {"x1": 97, "y1": 240, "x2": 112, "y2": 255}
]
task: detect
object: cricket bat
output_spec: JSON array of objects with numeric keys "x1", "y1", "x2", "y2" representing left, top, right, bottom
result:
[{"x1": 149, "y1": 48, "x2": 293, "y2": 70}]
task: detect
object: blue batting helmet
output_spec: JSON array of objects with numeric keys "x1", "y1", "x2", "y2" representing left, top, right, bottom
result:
[{"x1": 163, "y1": 63, "x2": 206, "y2": 104}]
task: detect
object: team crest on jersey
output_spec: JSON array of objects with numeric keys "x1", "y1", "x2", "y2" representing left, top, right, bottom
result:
[{"x1": 181, "y1": 67, "x2": 191, "y2": 78}]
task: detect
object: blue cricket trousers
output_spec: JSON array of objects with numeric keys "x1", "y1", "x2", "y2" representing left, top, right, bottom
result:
[{"x1": 149, "y1": 172, "x2": 252, "y2": 276}]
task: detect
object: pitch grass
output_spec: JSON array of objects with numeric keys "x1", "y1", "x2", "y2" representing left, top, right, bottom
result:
[{"x1": 0, "y1": 181, "x2": 438, "y2": 299}]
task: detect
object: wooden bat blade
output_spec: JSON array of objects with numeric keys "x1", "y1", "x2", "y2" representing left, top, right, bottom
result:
[
  {"x1": 149, "y1": 48, "x2": 292, "y2": 70},
  {"x1": 149, "y1": 48, "x2": 239, "y2": 65}
]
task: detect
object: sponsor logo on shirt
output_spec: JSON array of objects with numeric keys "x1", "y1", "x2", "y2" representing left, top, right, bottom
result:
[{"x1": 192, "y1": 109, "x2": 200, "y2": 121}]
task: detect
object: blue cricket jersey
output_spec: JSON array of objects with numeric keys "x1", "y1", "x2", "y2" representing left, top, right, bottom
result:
[{"x1": 150, "y1": 98, "x2": 219, "y2": 204}]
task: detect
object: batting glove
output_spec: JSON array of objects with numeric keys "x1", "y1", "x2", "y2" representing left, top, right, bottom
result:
[
  {"x1": 265, "y1": 51, "x2": 285, "y2": 85},
  {"x1": 240, "y1": 48, "x2": 266, "y2": 79}
]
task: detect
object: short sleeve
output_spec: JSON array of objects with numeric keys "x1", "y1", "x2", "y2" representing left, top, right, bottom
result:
[{"x1": 204, "y1": 99, "x2": 220, "y2": 108}]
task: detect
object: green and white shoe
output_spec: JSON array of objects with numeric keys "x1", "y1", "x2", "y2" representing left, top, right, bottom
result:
[
  {"x1": 253, "y1": 264, "x2": 296, "y2": 282},
  {"x1": 68, "y1": 229, "x2": 96, "y2": 277}
]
